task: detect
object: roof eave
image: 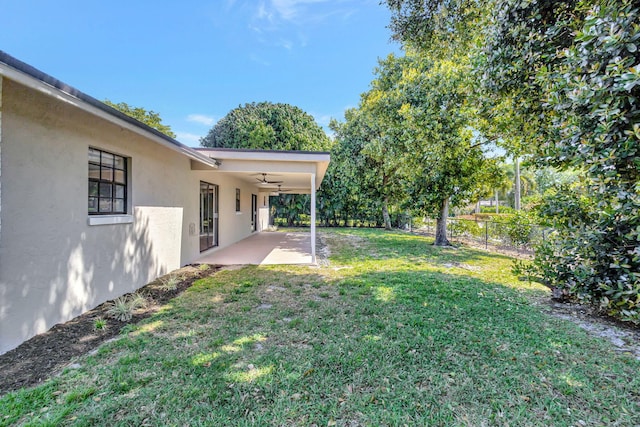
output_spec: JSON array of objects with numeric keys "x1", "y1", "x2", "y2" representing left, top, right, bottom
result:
[{"x1": 0, "y1": 51, "x2": 218, "y2": 169}]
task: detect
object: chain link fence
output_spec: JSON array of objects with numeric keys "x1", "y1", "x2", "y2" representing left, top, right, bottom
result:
[{"x1": 414, "y1": 217, "x2": 550, "y2": 255}]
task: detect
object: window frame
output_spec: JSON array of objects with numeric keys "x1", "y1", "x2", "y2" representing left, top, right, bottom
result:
[
  {"x1": 235, "y1": 188, "x2": 241, "y2": 212},
  {"x1": 88, "y1": 147, "x2": 128, "y2": 216}
]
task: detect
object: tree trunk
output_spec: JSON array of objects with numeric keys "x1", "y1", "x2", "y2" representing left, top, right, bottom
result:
[
  {"x1": 434, "y1": 198, "x2": 450, "y2": 246},
  {"x1": 475, "y1": 201, "x2": 481, "y2": 214},
  {"x1": 495, "y1": 190, "x2": 499, "y2": 214},
  {"x1": 514, "y1": 156, "x2": 521, "y2": 211},
  {"x1": 382, "y1": 197, "x2": 392, "y2": 230}
]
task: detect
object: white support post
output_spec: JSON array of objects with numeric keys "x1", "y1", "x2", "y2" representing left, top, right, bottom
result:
[
  {"x1": 311, "y1": 173, "x2": 316, "y2": 264},
  {"x1": 0, "y1": 76, "x2": 3, "y2": 239}
]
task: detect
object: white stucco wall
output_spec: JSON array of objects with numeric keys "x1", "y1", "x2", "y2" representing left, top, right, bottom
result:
[{"x1": 0, "y1": 79, "x2": 258, "y2": 354}]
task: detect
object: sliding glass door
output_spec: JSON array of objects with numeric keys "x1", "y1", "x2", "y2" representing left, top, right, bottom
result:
[{"x1": 200, "y1": 181, "x2": 218, "y2": 252}]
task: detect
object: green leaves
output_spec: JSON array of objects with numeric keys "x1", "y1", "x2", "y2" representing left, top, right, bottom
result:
[
  {"x1": 104, "y1": 100, "x2": 176, "y2": 138},
  {"x1": 200, "y1": 102, "x2": 330, "y2": 152},
  {"x1": 476, "y1": 0, "x2": 640, "y2": 323}
]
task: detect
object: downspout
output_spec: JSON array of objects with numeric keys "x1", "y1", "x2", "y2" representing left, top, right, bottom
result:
[{"x1": 311, "y1": 173, "x2": 316, "y2": 264}]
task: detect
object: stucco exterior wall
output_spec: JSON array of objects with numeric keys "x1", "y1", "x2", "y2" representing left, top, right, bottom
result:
[{"x1": 0, "y1": 79, "x2": 257, "y2": 354}]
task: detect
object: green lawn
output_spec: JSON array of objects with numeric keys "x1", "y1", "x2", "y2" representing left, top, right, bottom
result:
[{"x1": 2, "y1": 229, "x2": 639, "y2": 426}]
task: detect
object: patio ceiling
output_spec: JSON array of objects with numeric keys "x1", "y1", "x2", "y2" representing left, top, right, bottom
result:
[{"x1": 192, "y1": 148, "x2": 331, "y2": 194}]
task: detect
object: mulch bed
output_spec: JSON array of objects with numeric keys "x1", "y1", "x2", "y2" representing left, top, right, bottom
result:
[{"x1": 0, "y1": 264, "x2": 219, "y2": 395}]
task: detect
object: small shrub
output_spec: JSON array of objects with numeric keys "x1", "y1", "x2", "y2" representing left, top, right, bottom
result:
[
  {"x1": 159, "y1": 274, "x2": 181, "y2": 292},
  {"x1": 504, "y1": 211, "x2": 535, "y2": 246},
  {"x1": 105, "y1": 293, "x2": 147, "y2": 322},
  {"x1": 128, "y1": 292, "x2": 148, "y2": 310},
  {"x1": 93, "y1": 317, "x2": 108, "y2": 331},
  {"x1": 106, "y1": 296, "x2": 133, "y2": 322},
  {"x1": 449, "y1": 219, "x2": 483, "y2": 238}
]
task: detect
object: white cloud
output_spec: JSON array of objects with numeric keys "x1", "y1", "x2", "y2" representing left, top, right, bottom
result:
[
  {"x1": 278, "y1": 38, "x2": 293, "y2": 50},
  {"x1": 187, "y1": 114, "x2": 217, "y2": 126},
  {"x1": 249, "y1": 54, "x2": 271, "y2": 66},
  {"x1": 175, "y1": 132, "x2": 203, "y2": 146},
  {"x1": 244, "y1": 0, "x2": 358, "y2": 49},
  {"x1": 271, "y1": 0, "x2": 333, "y2": 21},
  {"x1": 256, "y1": 1, "x2": 274, "y2": 21}
]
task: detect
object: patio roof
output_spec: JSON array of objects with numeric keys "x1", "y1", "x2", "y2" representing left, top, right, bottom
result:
[{"x1": 193, "y1": 147, "x2": 330, "y2": 195}]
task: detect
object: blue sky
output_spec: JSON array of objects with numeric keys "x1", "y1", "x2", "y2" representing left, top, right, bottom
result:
[{"x1": 1, "y1": 0, "x2": 399, "y2": 145}]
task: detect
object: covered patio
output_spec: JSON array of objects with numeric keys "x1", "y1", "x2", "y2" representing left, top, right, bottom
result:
[
  {"x1": 196, "y1": 231, "x2": 313, "y2": 265},
  {"x1": 194, "y1": 148, "x2": 330, "y2": 264}
]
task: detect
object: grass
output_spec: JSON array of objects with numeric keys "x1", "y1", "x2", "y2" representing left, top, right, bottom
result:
[{"x1": 2, "y1": 228, "x2": 639, "y2": 426}]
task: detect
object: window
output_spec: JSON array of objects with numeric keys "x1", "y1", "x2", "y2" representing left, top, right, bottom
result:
[
  {"x1": 235, "y1": 188, "x2": 241, "y2": 212},
  {"x1": 88, "y1": 147, "x2": 127, "y2": 215}
]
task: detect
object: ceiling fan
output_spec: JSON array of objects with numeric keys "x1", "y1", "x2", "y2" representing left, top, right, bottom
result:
[
  {"x1": 255, "y1": 173, "x2": 283, "y2": 184},
  {"x1": 276, "y1": 185, "x2": 292, "y2": 193},
  {"x1": 272, "y1": 185, "x2": 293, "y2": 195}
]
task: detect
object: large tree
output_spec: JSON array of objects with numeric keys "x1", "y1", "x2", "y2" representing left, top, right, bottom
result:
[
  {"x1": 329, "y1": 55, "x2": 411, "y2": 230},
  {"x1": 396, "y1": 53, "x2": 500, "y2": 245},
  {"x1": 385, "y1": 0, "x2": 640, "y2": 321},
  {"x1": 104, "y1": 100, "x2": 176, "y2": 138},
  {"x1": 200, "y1": 102, "x2": 330, "y2": 151},
  {"x1": 386, "y1": 0, "x2": 481, "y2": 55},
  {"x1": 330, "y1": 108, "x2": 401, "y2": 230},
  {"x1": 384, "y1": 1, "x2": 501, "y2": 245}
]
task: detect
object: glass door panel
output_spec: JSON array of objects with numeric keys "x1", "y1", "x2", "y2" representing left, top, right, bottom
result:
[
  {"x1": 251, "y1": 194, "x2": 257, "y2": 232},
  {"x1": 200, "y1": 182, "x2": 218, "y2": 252}
]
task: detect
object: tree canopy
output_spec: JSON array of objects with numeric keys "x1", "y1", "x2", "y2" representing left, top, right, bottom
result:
[
  {"x1": 381, "y1": 0, "x2": 640, "y2": 323},
  {"x1": 200, "y1": 102, "x2": 330, "y2": 151},
  {"x1": 104, "y1": 100, "x2": 176, "y2": 138},
  {"x1": 201, "y1": 102, "x2": 332, "y2": 228},
  {"x1": 328, "y1": 46, "x2": 502, "y2": 242}
]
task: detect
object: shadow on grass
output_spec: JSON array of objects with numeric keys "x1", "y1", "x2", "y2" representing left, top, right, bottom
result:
[{"x1": 3, "y1": 260, "x2": 640, "y2": 426}]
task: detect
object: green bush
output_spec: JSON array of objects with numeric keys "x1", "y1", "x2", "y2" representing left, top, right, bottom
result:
[
  {"x1": 504, "y1": 211, "x2": 535, "y2": 246},
  {"x1": 523, "y1": 2, "x2": 640, "y2": 324},
  {"x1": 449, "y1": 219, "x2": 483, "y2": 238},
  {"x1": 480, "y1": 205, "x2": 515, "y2": 214},
  {"x1": 159, "y1": 274, "x2": 182, "y2": 292}
]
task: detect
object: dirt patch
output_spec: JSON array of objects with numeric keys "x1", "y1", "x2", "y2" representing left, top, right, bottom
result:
[
  {"x1": 0, "y1": 265, "x2": 219, "y2": 395},
  {"x1": 540, "y1": 300, "x2": 640, "y2": 360}
]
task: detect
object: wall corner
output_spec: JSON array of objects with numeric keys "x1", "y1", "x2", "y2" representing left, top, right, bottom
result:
[{"x1": 0, "y1": 75, "x2": 3, "y2": 240}]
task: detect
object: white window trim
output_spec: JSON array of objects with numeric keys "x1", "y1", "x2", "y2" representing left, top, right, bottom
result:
[{"x1": 88, "y1": 215, "x2": 134, "y2": 226}]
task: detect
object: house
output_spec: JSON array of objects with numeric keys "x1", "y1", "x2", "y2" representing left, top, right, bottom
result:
[{"x1": 0, "y1": 51, "x2": 330, "y2": 354}]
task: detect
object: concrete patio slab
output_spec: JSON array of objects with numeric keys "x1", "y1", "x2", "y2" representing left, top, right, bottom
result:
[{"x1": 196, "y1": 231, "x2": 313, "y2": 265}]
